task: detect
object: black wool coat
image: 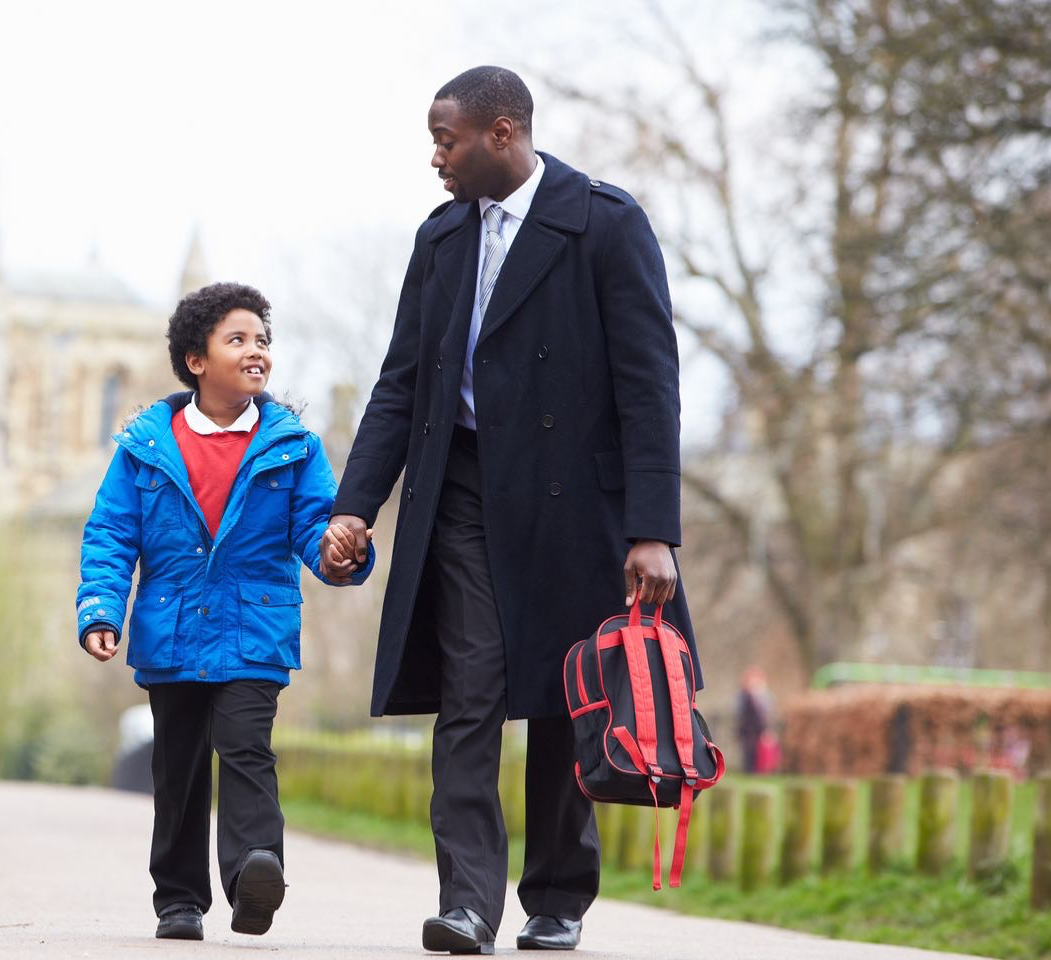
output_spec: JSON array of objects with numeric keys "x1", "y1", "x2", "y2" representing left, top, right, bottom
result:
[{"x1": 333, "y1": 152, "x2": 700, "y2": 719}]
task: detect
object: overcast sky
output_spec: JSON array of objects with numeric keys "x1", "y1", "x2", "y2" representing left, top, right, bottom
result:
[{"x1": 0, "y1": 0, "x2": 787, "y2": 440}]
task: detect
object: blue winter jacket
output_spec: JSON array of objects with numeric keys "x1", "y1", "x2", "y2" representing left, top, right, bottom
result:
[{"x1": 76, "y1": 391, "x2": 373, "y2": 687}]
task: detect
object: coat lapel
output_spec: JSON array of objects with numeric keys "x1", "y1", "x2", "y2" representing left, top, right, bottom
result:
[
  {"x1": 430, "y1": 202, "x2": 482, "y2": 380},
  {"x1": 476, "y1": 152, "x2": 590, "y2": 349}
]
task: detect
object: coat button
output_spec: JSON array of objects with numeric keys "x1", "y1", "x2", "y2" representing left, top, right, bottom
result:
[
  {"x1": 281, "y1": 453, "x2": 289, "y2": 460},
  {"x1": 436, "y1": 355, "x2": 443, "y2": 370},
  {"x1": 589, "y1": 179, "x2": 601, "y2": 187},
  {"x1": 198, "y1": 669, "x2": 207, "y2": 679},
  {"x1": 148, "y1": 439, "x2": 155, "y2": 447},
  {"x1": 97, "y1": 609, "x2": 106, "y2": 617},
  {"x1": 541, "y1": 414, "x2": 555, "y2": 429},
  {"x1": 538, "y1": 345, "x2": 549, "y2": 359},
  {"x1": 407, "y1": 487, "x2": 413, "y2": 501},
  {"x1": 159, "y1": 597, "x2": 166, "y2": 603},
  {"x1": 196, "y1": 547, "x2": 204, "y2": 554},
  {"x1": 200, "y1": 606, "x2": 209, "y2": 615},
  {"x1": 261, "y1": 595, "x2": 269, "y2": 604},
  {"x1": 423, "y1": 422, "x2": 430, "y2": 435},
  {"x1": 548, "y1": 482, "x2": 562, "y2": 496},
  {"x1": 150, "y1": 479, "x2": 157, "y2": 488},
  {"x1": 269, "y1": 479, "x2": 278, "y2": 488}
]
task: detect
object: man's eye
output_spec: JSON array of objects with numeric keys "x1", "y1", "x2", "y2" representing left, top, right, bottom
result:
[{"x1": 232, "y1": 336, "x2": 243, "y2": 343}]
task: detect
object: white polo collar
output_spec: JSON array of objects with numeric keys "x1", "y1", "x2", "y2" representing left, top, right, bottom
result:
[{"x1": 183, "y1": 394, "x2": 259, "y2": 435}]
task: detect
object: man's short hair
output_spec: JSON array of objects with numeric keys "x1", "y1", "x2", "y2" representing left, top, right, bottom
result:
[
  {"x1": 434, "y1": 65, "x2": 533, "y2": 135},
  {"x1": 167, "y1": 282, "x2": 272, "y2": 390}
]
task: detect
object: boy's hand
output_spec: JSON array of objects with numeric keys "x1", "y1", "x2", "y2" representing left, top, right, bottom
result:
[
  {"x1": 84, "y1": 629, "x2": 119, "y2": 662},
  {"x1": 321, "y1": 516, "x2": 372, "y2": 583}
]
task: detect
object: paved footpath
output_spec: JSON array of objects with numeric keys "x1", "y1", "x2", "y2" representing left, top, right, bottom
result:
[{"x1": 0, "y1": 782, "x2": 992, "y2": 960}]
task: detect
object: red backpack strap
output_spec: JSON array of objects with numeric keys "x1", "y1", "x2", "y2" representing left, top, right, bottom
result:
[
  {"x1": 653, "y1": 608, "x2": 700, "y2": 888},
  {"x1": 620, "y1": 596, "x2": 664, "y2": 889}
]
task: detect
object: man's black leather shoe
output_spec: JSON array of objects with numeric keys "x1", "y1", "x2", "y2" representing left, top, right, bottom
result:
[
  {"x1": 517, "y1": 915, "x2": 582, "y2": 950},
  {"x1": 231, "y1": 849, "x2": 286, "y2": 935},
  {"x1": 156, "y1": 904, "x2": 204, "y2": 940},
  {"x1": 422, "y1": 906, "x2": 496, "y2": 955}
]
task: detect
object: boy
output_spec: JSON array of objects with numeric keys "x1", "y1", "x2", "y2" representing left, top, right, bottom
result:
[{"x1": 77, "y1": 282, "x2": 372, "y2": 941}]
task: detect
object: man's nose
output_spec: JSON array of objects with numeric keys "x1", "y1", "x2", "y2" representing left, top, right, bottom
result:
[{"x1": 431, "y1": 147, "x2": 443, "y2": 168}]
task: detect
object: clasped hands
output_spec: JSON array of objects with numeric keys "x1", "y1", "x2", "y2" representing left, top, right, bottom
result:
[{"x1": 319, "y1": 514, "x2": 373, "y2": 584}]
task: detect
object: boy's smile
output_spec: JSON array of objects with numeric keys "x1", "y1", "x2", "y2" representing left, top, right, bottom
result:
[{"x1": 186, "y1": 308, "x2": 272, "y2": 426}]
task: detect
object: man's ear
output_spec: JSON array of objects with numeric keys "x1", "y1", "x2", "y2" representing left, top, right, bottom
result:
[
  {"x1": 491, "y1": 116, "x2": 514, "y2": 149},
  {"x1": 186, "y1": 352, "x2": 205, "y2": 376}
]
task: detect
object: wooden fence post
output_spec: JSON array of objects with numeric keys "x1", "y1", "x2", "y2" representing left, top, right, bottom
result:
[
  {"x1": 707, "y1": 787, "x2": 737, "y2": 882},
  {"x1": 821, "y1": 780, "x2": 858, "y2": 873},
  {"x1": 869, "y1": 775, "x2": 907, "y2": 872},
  {"x1": 969, "y1": 770, "x2": 1013, "y2": 881},
  {"x1": 1031, "y1": 775, "x2": 1051, "y2": 909},
  {"x1": 741, "y1": 787, "x2": 777, "y2": 890},
  {"x1": 917, "y1": 770, "x2": 958, "y2": 875},
  {"x1": 780, "y1": 782, "x2": 817, "y2": 883}
]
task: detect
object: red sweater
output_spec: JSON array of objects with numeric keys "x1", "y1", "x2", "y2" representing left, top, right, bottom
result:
[{"x1": 171, "y1": 409, "x2": 260, "y2": 538}]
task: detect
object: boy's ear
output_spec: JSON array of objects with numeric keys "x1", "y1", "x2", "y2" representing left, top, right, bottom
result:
[{"x1": 185, "y1": 352, "x2": 205, "y2": 376}]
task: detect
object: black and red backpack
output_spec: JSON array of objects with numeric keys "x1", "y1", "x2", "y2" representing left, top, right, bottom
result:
[{"x1": 564, "y1": 597, "x2": 725, "y2": 889}]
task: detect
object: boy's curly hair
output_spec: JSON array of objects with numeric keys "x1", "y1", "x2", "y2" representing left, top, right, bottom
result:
[{"x1": 167, "y1": 282, "x2": 272, "y2": 390}]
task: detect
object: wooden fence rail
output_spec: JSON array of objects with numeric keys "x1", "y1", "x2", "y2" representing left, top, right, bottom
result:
[{"x1": 274, "y1": 736, "x2": 1049, "y2": 906}]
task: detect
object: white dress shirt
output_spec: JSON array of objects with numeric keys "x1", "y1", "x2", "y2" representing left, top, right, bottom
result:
[
  {"x1": 458, "y1": 153, "x2": 546, "y2": 429},
  {"x1": 183, "y1": 393, "x2": 259, "y2": 435}
]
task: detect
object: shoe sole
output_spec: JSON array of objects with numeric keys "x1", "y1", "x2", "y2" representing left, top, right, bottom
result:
[
  {"x1": 422, "y1": 918, "x2": 495, "y2": 955},
  {"x1": 516, "y1": 937, "x2": 578, "y2": 950},
  {"x1": 231, "y1": 851, "x2": 285, "y2": 936},
  {"x1": 156, "y1": 919, "x2": 203, "y2": 941}
]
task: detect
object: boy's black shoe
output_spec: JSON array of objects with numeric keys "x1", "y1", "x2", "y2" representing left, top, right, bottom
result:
[
  {"x1": 156, "y1": 904, "x2": 204, "y2": 940},
  {"x1": 231, "y1": 849, "x2": 285, "y2": 936}
]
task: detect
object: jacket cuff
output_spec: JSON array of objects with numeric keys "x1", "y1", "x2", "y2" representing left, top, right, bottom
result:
[
  {"x1": 76, "y1": 595, "x2": 125, "y2": 647},
  {"x1": 623, "y1": 469, "x2": 682, "y2": 547}
]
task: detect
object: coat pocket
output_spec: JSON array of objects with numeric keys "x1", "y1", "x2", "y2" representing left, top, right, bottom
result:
[
  {"x1": 127, "y1": 581, "x2": 182, "y2": 669},
  {"x1": 135, "y1": 465, "x2": 183, "y2": 530},
  {"x1": 238, "y1": 580, "x2": 302, "y2": 669},
  {"x1": 240, "y1": 466, "x2": 294, "y2": 533},
  {"x1": 593, "y1": 450, "x2": 625, "y2": 491}
]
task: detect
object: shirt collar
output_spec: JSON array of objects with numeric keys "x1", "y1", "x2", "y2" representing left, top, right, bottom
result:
[
  {"x1": 183, "y1": 394, "x2": 259, "y2": 435},
  {"x1": 479, "y1": 153, "x2": 545, "y2": 225}
]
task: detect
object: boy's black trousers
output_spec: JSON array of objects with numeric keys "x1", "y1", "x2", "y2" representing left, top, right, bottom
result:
[{"x1": 147, "y1": 679, "x2": 283, "y2": 916}]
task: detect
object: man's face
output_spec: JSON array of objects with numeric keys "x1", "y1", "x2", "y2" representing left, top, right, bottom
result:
[
  {"x1": 429, "y1": 98, "x2": 501, "y2": 203},
  {"x1": 187, "y1": 308, "x2": 271, "y2": 403}
]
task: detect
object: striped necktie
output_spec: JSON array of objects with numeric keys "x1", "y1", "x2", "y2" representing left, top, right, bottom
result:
[{"x1": 478, "y1": 204, "x2": 506, "y2": 319}]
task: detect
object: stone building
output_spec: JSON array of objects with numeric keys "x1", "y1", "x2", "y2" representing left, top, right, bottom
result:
[{"x1": 0, "y1": 236, "x2": 206, "y2": 519}]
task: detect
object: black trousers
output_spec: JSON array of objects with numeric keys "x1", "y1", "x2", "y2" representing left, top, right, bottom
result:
[
  {"x1": 147, "y1": 679, "x2": 283, "y2": 916},
  {"x1": 426, "y1": 427, "x2": 600, "y2": 931}
]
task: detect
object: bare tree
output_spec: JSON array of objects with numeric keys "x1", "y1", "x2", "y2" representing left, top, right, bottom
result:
[{"x1": 546, "y1": 0, "x2": 1051, "y2": 673}]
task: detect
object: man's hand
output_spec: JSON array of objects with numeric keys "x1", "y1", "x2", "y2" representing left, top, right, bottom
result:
[
  {"x1": 320, "y1": 515, "x2": 372, "y2": 584},
  {"x1": 84, "y1": 629, "x2": 119, "y2": 662},
  {"x1": 623, "y1": 540, "x2": 677, "y2": 606}
]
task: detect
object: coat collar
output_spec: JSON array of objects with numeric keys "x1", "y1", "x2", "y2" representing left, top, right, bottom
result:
[{"x1": 427, "y1": 153, "x2": 590, "y2": 348}]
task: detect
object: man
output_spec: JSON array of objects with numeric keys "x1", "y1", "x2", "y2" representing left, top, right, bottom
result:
[{"x1": 321, "y1": 66, "x2": 700, "y2": 954}]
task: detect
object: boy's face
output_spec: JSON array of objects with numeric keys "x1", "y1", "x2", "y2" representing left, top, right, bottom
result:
[{"x1": 186, "y1": 308, "x2": 271, "y2": 403}]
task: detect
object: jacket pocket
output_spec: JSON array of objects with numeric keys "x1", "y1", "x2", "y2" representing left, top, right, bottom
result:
[
  {"x1": 594, "y1": 450, "x2": 625, "y2": 491},
  {"x1": 241, "y1": 466, "x2": 293, "y2": 532},
  {"x1": 238, "y1": 580, "x2": 302, "y2": 669},
  {"x1": 127, "y1": 581, "x2": 182, "y2": 669},
  {"x1": 135, "y1": 465, "x2": 183, "y2": 530}
]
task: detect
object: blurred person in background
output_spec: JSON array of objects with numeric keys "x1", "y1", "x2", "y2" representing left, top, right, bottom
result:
[
  {"x1": 737, "y1": 666, "x2": 774, "y2": 774},
  {"x1": 321, "y1": 66, "x2": 697, "y2": 954}
]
